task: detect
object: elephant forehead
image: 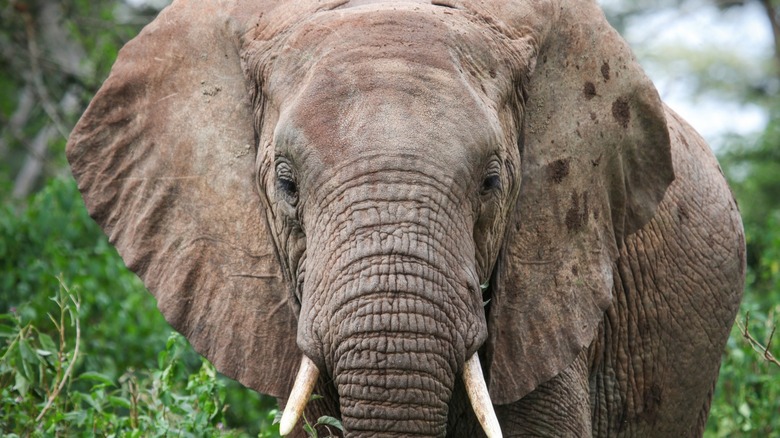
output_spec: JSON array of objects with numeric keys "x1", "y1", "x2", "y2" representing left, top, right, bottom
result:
[
  {"x1": 266, "y1": 3, "x2": 511, "y2": 105},
  {"x1": 278, "y1": 4, "x2": 456, "y2": 72},
  {"x1": 276, "y1": 72, "x2": 495, "y2": 178},
  {"x1": 268, "y1": 7, "x2": 505, "y2": 168}
]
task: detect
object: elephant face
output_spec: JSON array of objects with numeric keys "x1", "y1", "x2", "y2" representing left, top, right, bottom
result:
[
  {"x1": 259, "y1": 7, "x2": 520, "y2": 368},
  {"x1": 67, "y1": 0, "x2": 674, "y2": 436}
]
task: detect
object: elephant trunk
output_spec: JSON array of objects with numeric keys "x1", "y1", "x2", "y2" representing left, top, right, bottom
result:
[
  {"x1": 336, "y1": 358, "x2": 451, "y2": 436},
  {"x1": 293, "y1": 173, "x2": 491, "y2": 436},
  {"x1": 331, "y1": 291, "x2": 457, "y2": 437}
]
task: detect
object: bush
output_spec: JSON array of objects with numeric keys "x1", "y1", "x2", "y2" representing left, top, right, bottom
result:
[
  {"x1": 0, "y1": 280, "x2": 272, "y2": 436},
  {"x1": 706, "y1": 212, "x2": 780, "y2": 436},
  {"x1": 0, "y1": 178, "x2": 276, "y2": 435}
]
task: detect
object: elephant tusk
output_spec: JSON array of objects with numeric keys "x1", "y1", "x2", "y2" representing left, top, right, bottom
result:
[
  {"x1": 463, "y1": 353, "x2": 503, "y2": 438},
  {"x1": 279, "y1": 355, "x2": 320, "y2": 436}
]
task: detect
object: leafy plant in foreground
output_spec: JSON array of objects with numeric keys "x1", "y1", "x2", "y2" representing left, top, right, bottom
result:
[{"x1": 0, "y1": 278, "x2": 254, "y2": 436}]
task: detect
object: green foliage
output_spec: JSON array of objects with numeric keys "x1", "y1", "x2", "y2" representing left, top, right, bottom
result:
[
  {"x1": 278, "y1": 395, "x2": 344, "y2": 438},
  {"x1": 0, "y1": 178, "x2": 277, "y2": 435},
  {"x1": 0, "y1": 281, "x2": 245, "y2": 436},
  {"x1": 708, "y1": 108, "x2": 780, "y2": 435},
  {"x1": 301, "y1": 415, "x2": 344, "y2": 438},
  {"x1": 709, "y1": 314, "x2": 780, "y2": 436},
  {"x1": 0, "y1": 177, "x2": 169, "y2": 379}
]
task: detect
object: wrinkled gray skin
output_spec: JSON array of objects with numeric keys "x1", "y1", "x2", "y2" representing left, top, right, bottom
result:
[{"x1": 66, "y1": 0, "x2": 745, "y2": 436}]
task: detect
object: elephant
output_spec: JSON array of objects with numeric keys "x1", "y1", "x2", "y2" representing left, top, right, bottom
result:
[{"x1": 66, "y1": 0, "x2": 746, "y2": 436}]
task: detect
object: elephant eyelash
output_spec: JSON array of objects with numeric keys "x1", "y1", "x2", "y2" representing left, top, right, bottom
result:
[{"x1": 481, "y1": 158, "x2": 503, "y2": 194}]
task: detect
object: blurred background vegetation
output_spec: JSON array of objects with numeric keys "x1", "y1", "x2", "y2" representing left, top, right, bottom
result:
[{"x1": 0, "y1": 0, "x2": 778, "y2": 436}]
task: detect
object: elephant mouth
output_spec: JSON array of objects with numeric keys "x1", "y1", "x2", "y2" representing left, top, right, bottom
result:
[{"x1": 278, "y1": 354, "x2": 502, "y2": 437}]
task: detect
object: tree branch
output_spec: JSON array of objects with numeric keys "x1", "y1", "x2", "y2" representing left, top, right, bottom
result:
[
  {"x1": 35, "y1": 282, "x2": 81, "y2": 423},
  {"x1": 12, "y1": 125, "x2": 57, "y2": 199},
  {"x1": 737, "y1": 311, "x2": 780, "y2": 368},
  {"x1": 759, "y1": 0, "x2": 780, "y2": 70},
  {"x1": 18, "y1": 2, "x2": 69, "y2": 140}
]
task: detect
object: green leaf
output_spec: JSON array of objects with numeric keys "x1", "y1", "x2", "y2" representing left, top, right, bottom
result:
[
  {"x1": 79, "y1": 371, "x2": 115, "y2": 386},
  {"x1": 316, "y1": 416, "x2": 343, "y2": 431},
  {"x1": 272, "y1": 408, "x2": 283, "y2": 425},
  {"x1": 18, "y1": 338, "x2": 38, "y2": 364},
  {"x1": 302, "y1": 422, "x2": 317, "y2": 438},
  {"x1": 83, "y1": 392, "x2": 104, "y2": 412},
  {"x1": 108, "y1": 395, "x2": 132, "y2": 409},
  {"x1": 38, "y1": 332, "x2": 56, "y2": 353},
  {"x1": 13, "y1": 372, "x2": 29, "y2": 396},
  {"x1": 0, "y1": 324, "x2": 16, "y2": 337},
  {"x1": 63, "y1": 409, "x2": 88, "y2": 427}
]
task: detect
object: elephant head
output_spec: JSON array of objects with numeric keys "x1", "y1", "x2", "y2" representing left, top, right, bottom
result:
[{"x1": 67, "y1": 0, "x2": 674, "y2": 436}]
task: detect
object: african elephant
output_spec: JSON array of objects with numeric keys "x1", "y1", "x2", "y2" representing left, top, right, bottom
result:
[{"x1": 66, "y1": 0, "x2": 745, "y2": 436}]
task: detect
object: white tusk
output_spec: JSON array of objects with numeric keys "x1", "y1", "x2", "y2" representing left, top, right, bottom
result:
[
  {"x1": 463, "y1": 353, "x2": 503, "y2": 438},
  {"x1": 279, "y1": 355, "x2": 320, "y2": 436}
]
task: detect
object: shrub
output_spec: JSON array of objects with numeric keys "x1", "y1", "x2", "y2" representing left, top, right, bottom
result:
[{"x1": 0, "y1": 178, "x2": 275, "y2": 435}]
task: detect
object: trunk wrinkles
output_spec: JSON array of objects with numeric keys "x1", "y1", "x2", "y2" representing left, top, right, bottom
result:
[
  {"x1": 329, "y1": 254, "x2": 463, "y2": 437},
  {"x1": 298, "y1": 175, "x2": 486, "y2": 437}
]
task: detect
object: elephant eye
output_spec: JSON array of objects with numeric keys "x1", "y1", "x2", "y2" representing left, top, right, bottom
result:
[
  {"x1": 481, "y1": 158, "x2": 503, "y2": 194},
  {"x1": 482, "y1": 175, "x2": 501, "y2": 192},
  {"x1": 275, "y1": 160, "x2": 299, "y2": 205},
  {"x1": 278, "y1": 177, "x2": 298, "y2": 197}
]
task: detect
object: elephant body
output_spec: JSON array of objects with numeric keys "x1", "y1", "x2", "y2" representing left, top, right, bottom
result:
[
  {"x1": 67, "y1": 0, "x2": 744, "y2": 436},
  {"x1": 290, "y1": 106, "x2": 745, "y2": 438}
]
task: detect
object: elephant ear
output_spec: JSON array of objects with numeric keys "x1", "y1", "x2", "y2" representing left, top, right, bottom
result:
[
  {"x1": 486, "y1": 0, "x2": 674, "y2": 404},
  {"x1": 66, "y1": 1, "x2": 300, "y2": 398}
]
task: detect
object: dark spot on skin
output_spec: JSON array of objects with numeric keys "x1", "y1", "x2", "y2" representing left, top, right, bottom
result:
[
  {"x1": 583, "y1": 81, "x2": 597, "y2": 100},
  {"x1": 612, "y1": 97, "x2": 631, "y2": 129},
  {"x1": 591, "y1": 153, "x2": 602, "y2": 167},
  {"x1": 637, "y1": 319, "x2": 651, "y2": 337},
  {"x1": 546, "y1": 158, "x2": 570, "y2": 184},
  {"x1": 517, "y1": 135, "x2": 525, "y2": 156},
  {"x1": 543, "y1": 55, "x2": 548, "y2": 64},
  {"x1": 431, "y1": 0, "x2": 458, "y2": 9},
  {"x1": 565, "y1": 191, "x2": 589, "y2": 232},
  {"x1": 601, "y1": 61, "x2": 610, "y2": 81},
  {"x1": 677, "y1": 201, "x2": 689, "y2": 222},
  {"x1": 639, "y1": 384, "x2": 663, "y2": 423}
]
